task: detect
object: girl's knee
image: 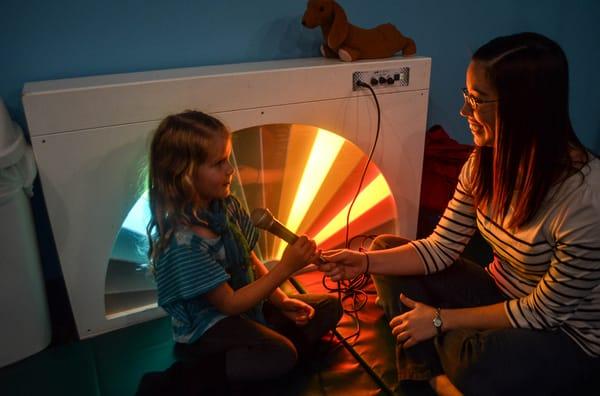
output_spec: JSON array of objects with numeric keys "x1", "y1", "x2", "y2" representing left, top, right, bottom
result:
[
  {"x1": 306, "y1": 294, "x2": 342, "y2": 337},
  {"x1": 273, "y1": 338, "x2": 298, "y2": 375},
  {"x1": 227, "y1": 336, "x2": 298, "y2": 380},
  {"x1": 321, "y1": 294, "x2": 343, "y2": 325}
]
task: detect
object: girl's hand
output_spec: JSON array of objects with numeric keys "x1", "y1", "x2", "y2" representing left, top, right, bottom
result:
[
  {"x1": 280, "y1": 236, "x2": 319, "y2": 273},
  {"x1": 278, "y1": 297, "x2": 315, "y2": 326},
  {"x1": 389, "y1": 294, "x2": 437, "y2": 349},
  {"x1": 319, "y1": 249, "x2": 367, "y2": 280}
]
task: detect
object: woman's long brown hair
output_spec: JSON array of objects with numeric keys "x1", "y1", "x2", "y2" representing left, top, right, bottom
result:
[
  {"x1": 470, "y1": 32, "x2": 589, "y2": 229},
  {"x1": 146, "y1": 110, "x2": 229, "y2": 267}
]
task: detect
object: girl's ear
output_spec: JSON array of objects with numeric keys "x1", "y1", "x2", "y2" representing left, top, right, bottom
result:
[
  {"x1": 183, "y1": 170, "x2": 196, "y2": 194},
  {"x1": 328, "y1": 1, "x2": 348, "y2": 50}
]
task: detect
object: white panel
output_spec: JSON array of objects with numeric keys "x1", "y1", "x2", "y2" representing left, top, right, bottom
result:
[
  {"x1": 23, "y1": 56, "x2": 431, "y2": 136},
  {"x1": 31, "y1": 122, "x2": 161, "y2": 336},
  {"x1": 24, "y1": 57, "x2": 431, "y2": 338}
]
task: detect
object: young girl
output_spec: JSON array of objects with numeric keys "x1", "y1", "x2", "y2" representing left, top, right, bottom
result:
[
  {"x1": 320, "y1": 32, "x2": 600, "y2": 395},
  {"x1": 145, "y1": 110, "x2": 342, "y2": 392}
]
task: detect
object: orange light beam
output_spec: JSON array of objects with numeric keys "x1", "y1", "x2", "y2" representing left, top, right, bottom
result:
[
  {"x1": 274, "y1": 129, "x2": 344, "y2": 258},
  {"x1": 313, "y1": 174, "x2": 392, "y2": 245}
]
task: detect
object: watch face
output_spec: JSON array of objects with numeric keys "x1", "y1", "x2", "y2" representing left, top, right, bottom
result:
[{"x1": 433, "y1": 317, "x2": 442, "y2": 327}]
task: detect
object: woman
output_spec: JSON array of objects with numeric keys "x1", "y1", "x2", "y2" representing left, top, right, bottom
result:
[{"x1": 320, "y1": 32, "x2": 600, "y2": 395}]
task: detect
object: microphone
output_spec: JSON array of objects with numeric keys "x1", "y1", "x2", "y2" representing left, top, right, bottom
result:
[
  {"x1": 250, "y1": 208, "x2": 326, "y2": 265},
  {"x1": 250, "y1": 208, "x2": 299, "y2": 244},
  {"x1": 250, "y1": 210, "x2": 347, "y2": 299}
]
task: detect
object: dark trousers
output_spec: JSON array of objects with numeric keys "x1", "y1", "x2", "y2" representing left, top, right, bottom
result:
[
  {"x1": 174, "y1": 293, "x2": 342, "y2": 381},
  {"x1": 370, "y1": 235, "x2": 600, "y2": 396},
  {"x1": 137, "y1": 293, "x2": 342, "y2": 396}
]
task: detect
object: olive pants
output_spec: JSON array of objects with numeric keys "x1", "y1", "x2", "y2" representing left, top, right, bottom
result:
[{"x1": 370, "y1": 235, "x2": 600, "y2": 396}]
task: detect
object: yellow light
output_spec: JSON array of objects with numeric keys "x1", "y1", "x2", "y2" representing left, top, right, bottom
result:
[
  {"x1": 274, "y1": 129, "x2": 344, "y2": 258},
  {"x1": 313, "y1": 174, "x2": 392, "y2": 244}
]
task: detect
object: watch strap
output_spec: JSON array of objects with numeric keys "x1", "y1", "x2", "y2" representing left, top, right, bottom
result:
[{"x1": 433, "y1": 307, "x2": 443, "y2": 336}]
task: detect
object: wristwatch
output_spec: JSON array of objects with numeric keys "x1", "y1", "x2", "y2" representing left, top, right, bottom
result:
[{"x1": 432, "y1": 307, "x2": 443, "y2": 336}]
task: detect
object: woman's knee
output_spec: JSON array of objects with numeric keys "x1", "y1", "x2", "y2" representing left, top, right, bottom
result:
[
  {"x1": 369, "y1": 234, "x2": 410, "y2": 251},
  {"x1": 370, "y1": 273, "x2": 424, "y2": 319}
]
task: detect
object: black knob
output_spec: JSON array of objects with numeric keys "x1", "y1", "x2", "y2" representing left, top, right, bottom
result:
[
  {"x1": 387, "y1": 77, "x2": 394, "y2": 84},
  {"x1": 379, "y1": 77, "x2": 386, "y2": 84},
  {"x1": 370, "y1": 78, "x2": 378, "y2": 85}
]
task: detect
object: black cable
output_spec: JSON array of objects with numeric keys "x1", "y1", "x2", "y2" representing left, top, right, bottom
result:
[
  {"x1": 288, "y1": 276, "x2": 394, "y2": 395},
  {"x1": 287, "y1": 81, "x2": 391, "y2": 393},
  {"x1": 345, "y1": 80, "x2": 381, "y2": 248},
  {"x1": 322, "y1": 80, "x2": 382, "y2": 346}
]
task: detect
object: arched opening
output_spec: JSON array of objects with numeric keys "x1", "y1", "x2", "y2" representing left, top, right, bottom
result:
[{"x1": 104, "y1": 124, "x2": 397, "y2": 318}]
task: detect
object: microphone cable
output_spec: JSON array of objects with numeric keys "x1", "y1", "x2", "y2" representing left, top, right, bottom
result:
[
  {"x1": 322, "y1": 79, "x2": 382, "y2": 345},
  {"x1": 344, "y1": 80, "x2": 381, "y2": 250}
]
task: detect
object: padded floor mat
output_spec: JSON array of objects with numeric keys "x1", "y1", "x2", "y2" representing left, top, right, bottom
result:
[{"x1": 0, "y1": 271, "x2": 435, "y2": 396}]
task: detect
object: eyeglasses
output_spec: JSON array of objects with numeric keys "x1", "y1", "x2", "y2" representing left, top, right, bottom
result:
[{"x1": 462, "y1": 88, "x2": 498, "y2": 110}]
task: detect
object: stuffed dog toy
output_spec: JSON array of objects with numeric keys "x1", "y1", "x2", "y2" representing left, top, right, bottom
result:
[{"x1": 302, "y1": 0, "x2": 416, "y2": 61}]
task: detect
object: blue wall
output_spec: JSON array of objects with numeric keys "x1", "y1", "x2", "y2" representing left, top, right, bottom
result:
[
  {"x1": 2, "y1": 0, "x2": 599, "y2": 150},
  {"x1": 2, "y1": 1, "x2": 600, "y2": 268}
]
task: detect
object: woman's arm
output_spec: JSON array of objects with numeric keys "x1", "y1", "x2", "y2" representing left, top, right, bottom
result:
[
  {"x1": 321, "y1": 158, "x2": 479, "y2": 280},
  {"x1": 443, "y1": 303, "x2": 511, "y2": 330},
  {"x1": 369, "y1": 243, "x2": 427, "y2": 275},
  {"x1": 320, "y1": 243, "x2": 426, "y2": 280}
]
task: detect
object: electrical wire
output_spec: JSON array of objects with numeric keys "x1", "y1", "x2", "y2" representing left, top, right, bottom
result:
[
  {"x1": 322, "y1": 80, "x2": 382, "y2": 346},
  {"x1": 345, "y1": 81, "x2": 381, "y2": 248},
  {"x1": 287, "y1": 80, "x2": 392, "y2": 394}
]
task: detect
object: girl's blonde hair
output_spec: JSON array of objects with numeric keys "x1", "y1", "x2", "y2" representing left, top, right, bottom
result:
[{"x1": 146, "y1": 110, "x2": 229, "y2": 266}]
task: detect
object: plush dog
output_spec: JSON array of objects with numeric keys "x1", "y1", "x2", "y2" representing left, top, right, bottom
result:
[{"x1": 301, "y1": 0, "x2": 416, "y2": 61}]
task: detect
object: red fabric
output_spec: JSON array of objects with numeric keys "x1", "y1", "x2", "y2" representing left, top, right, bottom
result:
[{"x1": 420, "y1": 125, "x2": 473, "y2": 213}]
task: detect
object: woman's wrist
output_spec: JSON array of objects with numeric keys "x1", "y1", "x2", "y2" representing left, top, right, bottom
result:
[{"x1": 362, "y1": 251, "x2": 371, "y2": 275}]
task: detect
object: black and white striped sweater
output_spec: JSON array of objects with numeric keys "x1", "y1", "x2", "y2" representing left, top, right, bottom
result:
[{"x1": 410, "y1": 154, "x2": 600, "y2": 356}]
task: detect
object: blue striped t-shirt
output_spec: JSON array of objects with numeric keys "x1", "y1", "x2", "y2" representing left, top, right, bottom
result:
[{"x1": 154, "y1": 196, "x2": 259, "y2": 343}]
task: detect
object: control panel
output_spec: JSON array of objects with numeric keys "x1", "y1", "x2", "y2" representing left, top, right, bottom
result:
[{"x1": 352, "y1": 67, "x2": 410, "y2": 91}]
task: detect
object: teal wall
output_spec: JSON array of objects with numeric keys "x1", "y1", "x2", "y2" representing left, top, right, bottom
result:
[{"x1": 2, "y1": 0, "x2": 599, "y2": 150}]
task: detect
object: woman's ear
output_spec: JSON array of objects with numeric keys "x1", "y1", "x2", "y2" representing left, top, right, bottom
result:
[{"x1": 328, "y1": 1, "x2": 348, "y2": 50}]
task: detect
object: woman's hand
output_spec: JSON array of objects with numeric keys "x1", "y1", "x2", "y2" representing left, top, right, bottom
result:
[
  {"x1": 280, "y1": 236, "x2": 319, "y2": 273},
  {"x1": 278, "y1": 297, "x2": 315, "y2": 326},
  {"x1": 390, "y1": 294, "x2": 438, "y2": 348},
  {"x1": 319, "y1": 249, "x2": 367, "y2": 280}
]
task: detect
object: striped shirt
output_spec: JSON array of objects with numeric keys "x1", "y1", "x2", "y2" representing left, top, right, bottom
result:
[
  {"x1": 154, "y1": 196, "x2": 258, "y2": 343},
  {"x1": 410, "y1": 154, "x2": 600, "y2": 356}
]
